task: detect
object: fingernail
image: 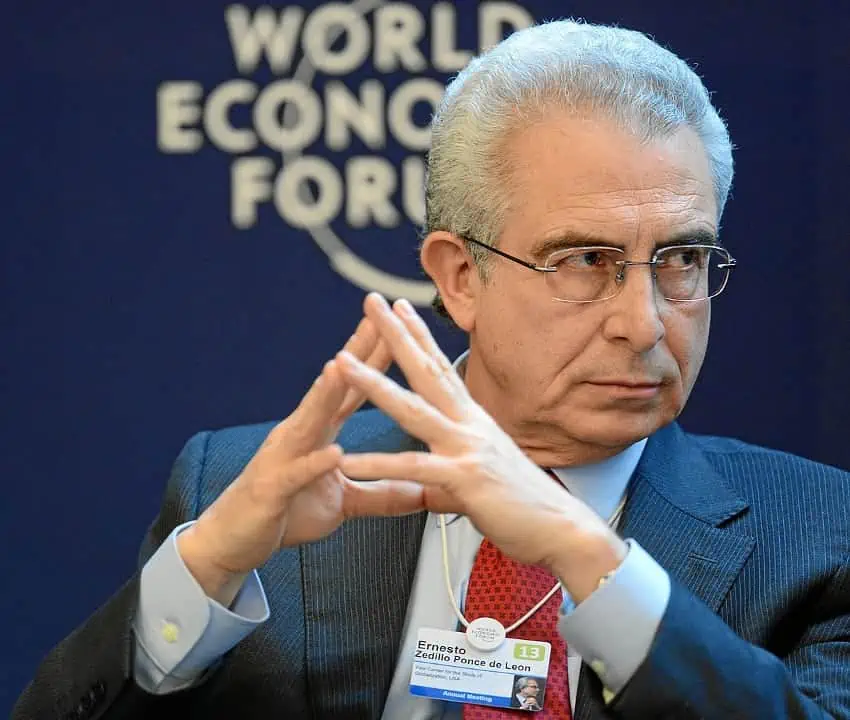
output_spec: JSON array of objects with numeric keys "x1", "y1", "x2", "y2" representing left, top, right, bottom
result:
[
  {"x1": 369, "y1": 292, "x2": 390, "y2": 313},
  {"x1": 337, "y1": 350, "x2": 356, "y2": 367},
  {"x1": 395, "y1": 298, "x2": 414, "y2": 315}
]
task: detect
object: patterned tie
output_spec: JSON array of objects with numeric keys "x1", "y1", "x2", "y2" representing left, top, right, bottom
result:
[{"x1": 461, "y1": 538, "x2": 572, "y2": 718}]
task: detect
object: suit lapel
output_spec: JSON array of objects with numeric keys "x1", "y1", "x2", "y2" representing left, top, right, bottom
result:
[
  {"x1": 301, "y1": 415, "x2": 428, "y2": 720},
  {"x1": 574, "y1": 423, "x2": 756, "y2": 720},
  {"x1": 621, "y1": 423, "x2": 755, "y2": 609}
]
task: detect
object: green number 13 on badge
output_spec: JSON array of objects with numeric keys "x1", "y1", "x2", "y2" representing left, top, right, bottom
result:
[{"x1": 513, "y1": 642, "x2": 547, "y2": 661}]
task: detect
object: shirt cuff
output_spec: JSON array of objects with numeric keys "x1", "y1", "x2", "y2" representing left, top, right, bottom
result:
[
  {"x1": 134, "y1": 521, "x2": 270, "y2": 694},
  {"x1": 557, "y1": 539, "x2": 670, "y2": 699}
]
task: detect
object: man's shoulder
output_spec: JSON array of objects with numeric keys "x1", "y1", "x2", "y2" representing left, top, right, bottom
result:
[
  {"x1": 684, "y1": 430, "x2": 850, "y2": 504},
  {"x1": 687, "y1": 431, "x2": 847, "y2": 473}
]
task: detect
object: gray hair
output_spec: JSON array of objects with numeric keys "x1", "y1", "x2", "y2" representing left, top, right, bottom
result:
[
  {"x1": 425, "y1": 19, "x2": 734, "y2": 307},
  {"x1": 514, "y1": 676, "x2": 539, "y2": 692}
]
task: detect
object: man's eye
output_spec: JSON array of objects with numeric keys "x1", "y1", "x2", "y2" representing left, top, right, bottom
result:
[
  {"x1": 562, "y1": 250, "x2": 612, "y2": 268},
  {"x1": 660, "y1": 248, "x2": 707, "y2": 268}
]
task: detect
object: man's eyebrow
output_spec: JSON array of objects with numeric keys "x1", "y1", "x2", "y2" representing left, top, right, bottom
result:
[
  {"x1": 529, "y1": 228, "x2": 719, "y2": 259},
  {"x1": 530, "y1": 232, "x2": 616, "y2": 259},
  {"x1": 655, "y1": 228, "x2": 719, "y2": 248}
]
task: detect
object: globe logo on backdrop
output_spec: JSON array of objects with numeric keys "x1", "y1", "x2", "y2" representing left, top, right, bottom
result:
[{"x1": 156, "y1": 1, "x2": 534, "y2": 305}]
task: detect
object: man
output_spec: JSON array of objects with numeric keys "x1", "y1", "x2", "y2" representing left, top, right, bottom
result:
[
  {"x1": 513, "y1": 678, "x2": 544, "y2": 712},
  {"x1": 14, "y1": 19, "x2": 850, "y2": 720}
]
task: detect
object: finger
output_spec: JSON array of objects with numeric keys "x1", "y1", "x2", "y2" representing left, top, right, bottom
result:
[
  {"x1": 341, "y1": 316, "x2": 380, "y2": 359},
  {"x1": 334, "y1": 337, "x2": 393, "y2": 423},
  {"x1": 284, "y1": 319, "x2": 378, "y2": 450},
  {"x1": 340, "y1": 451, "x2": 460, "y2": 491},
  {"x1": 392, "y1": 297, "x2": 471, "y2": 404},
  {"x1": 295, "y1": 319, "x2": 370, "y2": 414},
  {"x1": 286, "y1": 443, "x2": 342, "y2": 484},
  {"x1": 299, "y1": 317, "x2": 378, "y2": 411},
  {"x1": 393, "y1": 298, "x2": 460, "y2": 384},
  {"x1": 341, "y1": 468, "x2": 461, "y2": 516},
  {"x1": 341, "y1": 477, "x2": 426, "y2": 518},
  {"x1": 253, "y1": 443, "x2": 342, "y2": 501},
  {"x1": 334, "y1": 350, "x2": 456, "y2": 446},
  {"x1": 274, "y1": 361, "x2": 348, "y2": 455},
  {"x1": 362, "y1": 293, "x2": 464, "y2": 417},
  {"x1": 342, "y1": 457, "x2": 468, "y2": 518}
]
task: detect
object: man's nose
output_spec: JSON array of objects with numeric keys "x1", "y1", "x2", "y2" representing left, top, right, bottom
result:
[{"x1": 601, "y1": 262, "x2": 666, "y2": 351}]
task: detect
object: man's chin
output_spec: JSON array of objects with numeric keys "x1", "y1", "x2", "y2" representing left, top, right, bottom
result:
[
  {"x1": 560, "y1": 405, "x2": 679, "y2": 449},
  {"x1": 503, "y1": 399, "x2": 681, "y2": 464}
]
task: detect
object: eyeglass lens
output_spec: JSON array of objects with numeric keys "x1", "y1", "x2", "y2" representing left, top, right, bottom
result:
[{"x1": 544, "y1": 245, "x2": 731, "y2": 302}]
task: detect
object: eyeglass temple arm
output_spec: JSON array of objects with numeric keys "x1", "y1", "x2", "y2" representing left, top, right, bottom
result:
[{"x1": 461, "y1": 236, "x2": 557, "y2": 273}]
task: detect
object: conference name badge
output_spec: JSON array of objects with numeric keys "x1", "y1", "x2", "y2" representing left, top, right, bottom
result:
[{"x1": 409, "y1": 627, "x2": 551, "y2": 711}]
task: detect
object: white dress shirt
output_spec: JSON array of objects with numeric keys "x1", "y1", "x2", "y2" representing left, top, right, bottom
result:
[{"x1": 133, "y1": 438, "x2": 672, "y2": 718}]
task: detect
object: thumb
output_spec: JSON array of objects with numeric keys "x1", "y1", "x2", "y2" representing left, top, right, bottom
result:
[{"x1": 281, "y1": 444, "x2": 344, "y2": 495}]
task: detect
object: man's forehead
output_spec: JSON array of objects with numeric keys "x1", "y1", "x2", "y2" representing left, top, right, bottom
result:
[{"x1": 501, "y1": 115, "x2": 718, "y2": 247}]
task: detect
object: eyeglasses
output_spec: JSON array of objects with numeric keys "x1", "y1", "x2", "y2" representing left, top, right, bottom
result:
[{"x1": 463, "y1": 236, "x2": 736, "y2": 303}]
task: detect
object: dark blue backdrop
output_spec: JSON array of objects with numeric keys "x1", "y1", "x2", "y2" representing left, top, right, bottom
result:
[{"x1": 3, "y1": 1, "x2": 849, "y2": 712}]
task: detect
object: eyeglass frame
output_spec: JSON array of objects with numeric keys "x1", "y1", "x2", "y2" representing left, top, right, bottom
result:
[{"x1": 460, "y1": 235, "x2": 737, "y2": 303}]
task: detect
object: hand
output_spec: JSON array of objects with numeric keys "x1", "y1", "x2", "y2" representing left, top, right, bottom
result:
[
  {"x1": 178, "y1": 317, "x2": 425, "y2": 604},
  {"x1": 335, "y1": 294, "x2": 627, "y2": 602}
]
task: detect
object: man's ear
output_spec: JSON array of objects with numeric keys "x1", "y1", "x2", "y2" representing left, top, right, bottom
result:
[{"x1": 420, "y1": 232, "x2": 478, "y2": 332}]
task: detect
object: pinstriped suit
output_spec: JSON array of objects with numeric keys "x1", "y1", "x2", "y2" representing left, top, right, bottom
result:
[{"x1": 12, "y1": 410, "x2": 850, "y2": 719}]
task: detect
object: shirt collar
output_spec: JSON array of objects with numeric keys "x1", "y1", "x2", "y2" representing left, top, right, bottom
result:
[{"x1": 550, "y1": 439, "x2": 646, "y2": 521}]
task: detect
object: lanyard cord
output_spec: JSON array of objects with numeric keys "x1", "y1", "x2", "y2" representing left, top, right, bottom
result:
[{"x1": 439, "y1": 493, "x2": 626, "y2": 634}]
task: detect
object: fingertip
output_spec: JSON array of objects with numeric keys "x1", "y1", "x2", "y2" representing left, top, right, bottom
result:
[
  {"x1": 312, "y1": 358, "x2": 347, "y2": 400},
  {"x1": 322, "y1": 358, "x2": 340, "y2": 382},
  {"x1": 368, "y1": 292, "x2": 395, "y2": 318},
  {"x1": 364, "y1": 292, "x2": 383, "y2": 312},
  {"x1": 338, "y1": 455, "x2": 362, "y2": 479},
  {"x1": 337, "y1": 350, "x2": 370, "y2": 376},
  {"x1": 311, "y1": 443, "x2": 342, "y2": 469},
  {"x1": 393, "y1": 298, "x2": 415, "y2": 317}
]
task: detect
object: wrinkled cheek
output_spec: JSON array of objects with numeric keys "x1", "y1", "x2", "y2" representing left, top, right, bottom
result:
[
  {"x1": 681, "y1": 312, "x2": 711, "y2": 398},
  {"x1": 508, "y1": 335, "x2": 583, "y2": 397}
]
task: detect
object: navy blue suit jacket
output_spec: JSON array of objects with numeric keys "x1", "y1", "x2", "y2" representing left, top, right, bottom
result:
[{"x1": 13, "y1": 411, "x2": 850, "y2": 719}]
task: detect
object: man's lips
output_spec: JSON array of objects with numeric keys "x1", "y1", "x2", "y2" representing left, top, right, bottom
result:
[
  {"x1": 584, "y1": 379, "x2": 666, "y2": 398},
  {"x1": 587, "y1": 379, "x2": 664, "y2": 387}
]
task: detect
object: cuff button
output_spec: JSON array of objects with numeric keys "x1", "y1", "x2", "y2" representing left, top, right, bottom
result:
[{"x1": 161, "y1": 621, "x2": 181, "y2": 643}]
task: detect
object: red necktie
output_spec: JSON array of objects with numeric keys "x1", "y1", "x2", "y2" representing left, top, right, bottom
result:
[{"x1": 461, "y1": 538, "x2": 572, "y2": 718}]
